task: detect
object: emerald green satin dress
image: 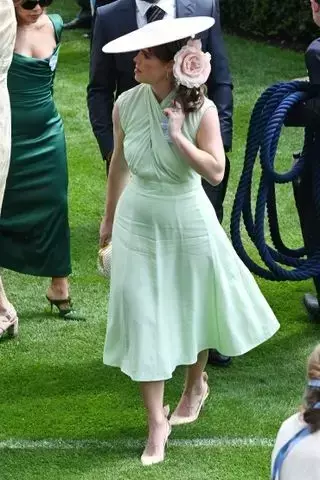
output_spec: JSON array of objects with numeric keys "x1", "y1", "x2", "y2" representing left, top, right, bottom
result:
[{"x1": 0, "y1": 14, "x2": 71, "y2": 277}]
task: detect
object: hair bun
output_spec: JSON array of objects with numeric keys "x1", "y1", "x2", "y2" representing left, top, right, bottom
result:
[
  {"x1": 303, "y1": 407, "x2": 320, "y2": 433},
  {"x1": 176, "y1": 84, "x2": 206, "y2": 113},
  {"x1": 304, "y1": 345, "x2": 320, "y2": 432}
]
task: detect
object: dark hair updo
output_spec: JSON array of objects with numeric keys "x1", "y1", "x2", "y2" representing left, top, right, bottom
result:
[
  {"x1": 150, "y1": 38, "x2": 207, "y2": 113},
  {"x1": 303, "y1": 345, "x2": 320, "y2": 433}
]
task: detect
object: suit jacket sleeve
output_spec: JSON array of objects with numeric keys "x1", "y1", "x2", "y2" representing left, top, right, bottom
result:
[
  {"x1": 87, "y1": 7, "x2": 115, "y2": 157},
  {"x1": 206, "y1": 0, "x2": 233, "y2": 151},
  {"x1": 306, "y1": 38, "x2": 320, "y2": 85},
  {"x1": 95, "y1": 0, "x2": 115, "y2": 7},
  {"x1": 285, "y1": 39, "x2": 320, "y2": 129},
  {"x1": 285, "y1": 95, "x2": 320, "y2": 129}
]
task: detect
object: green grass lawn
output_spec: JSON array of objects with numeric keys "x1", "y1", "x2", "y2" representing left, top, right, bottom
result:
[{"x1": 1, "y1": 2, "x2": 319, "y2": 479}]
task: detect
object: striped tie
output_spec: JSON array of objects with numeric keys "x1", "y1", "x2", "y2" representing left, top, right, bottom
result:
[{"x1": 146, "y1": 5, "x2": 165, "y2": 23}]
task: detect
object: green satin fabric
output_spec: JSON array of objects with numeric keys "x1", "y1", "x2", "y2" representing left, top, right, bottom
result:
[{"x1": 0, "y1": 14, "x2": 71, "y2": 277}]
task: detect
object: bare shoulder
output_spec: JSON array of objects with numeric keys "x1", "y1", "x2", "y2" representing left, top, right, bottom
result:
[
  {"x1": 198, "y1": 98, "x2": 217, "y2": 122},
  {"x1": 37, "y1": 14, "x2": 55, "y2": 35},
  {"x1": 203, "y1": 97, "x2": 216, "y2": 110}
]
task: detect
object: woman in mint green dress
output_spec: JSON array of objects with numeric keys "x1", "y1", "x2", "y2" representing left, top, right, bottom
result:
[
  {"x1": 99, "y1": 20, "x2": 280, "y2": 466},
  {"x1": 0, "y1": 1, "x2": 79, "y2": 321}
]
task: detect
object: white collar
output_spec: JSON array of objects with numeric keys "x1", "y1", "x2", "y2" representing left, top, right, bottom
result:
[{"x1": 136, "y1": 0, "x2": 174, "y2": 18}]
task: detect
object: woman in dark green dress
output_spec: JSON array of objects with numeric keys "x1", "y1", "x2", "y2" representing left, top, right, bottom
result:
[{"x1": 0, "y1": 0, "x2": 79, "y2": 322}]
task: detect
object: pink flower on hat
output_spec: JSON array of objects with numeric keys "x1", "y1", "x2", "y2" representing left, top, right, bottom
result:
[{"x1": 173, "y1": 39, "x2": 211, "y2": 89}]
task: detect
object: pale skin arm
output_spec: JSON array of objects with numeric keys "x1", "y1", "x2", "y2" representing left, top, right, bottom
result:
[
  {"x1": 164, "y1": 102, "x2": 225, "y2": 186},
  {"x1": 99, "y1": 104, "x2": 130, "y2": 247}
]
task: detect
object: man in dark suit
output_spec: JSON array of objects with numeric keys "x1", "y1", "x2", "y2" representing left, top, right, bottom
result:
[
  {"x1": 87, "y1": 0, "x2": 234, "y2": 365},
  {"x1": 286, "y1": 0, "x2": 320, "y2": 321}
]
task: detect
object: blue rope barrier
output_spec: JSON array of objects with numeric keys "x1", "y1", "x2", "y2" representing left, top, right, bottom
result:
[{"x1": 230, "y1": 80, "x2": 320, "y2": 281}]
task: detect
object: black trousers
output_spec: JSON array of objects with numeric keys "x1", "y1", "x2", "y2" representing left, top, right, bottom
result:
[
  {"x1": 293, "y1": 158, "x2": 320, "y2": 298},
  {"x1": 77, "y1": 0, "x2": 91, "y2": 18}
]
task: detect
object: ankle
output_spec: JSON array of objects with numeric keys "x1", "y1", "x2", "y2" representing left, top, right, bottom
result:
[
  {"x1": 148, "y1": 413, "x2": 167, "y2": 430},
  {"x1": 184, "y1": 378, "x2": 206, "y2": 397},
  {"x1": 0, "y1": 301, "x2": 14, "y2": 315},
  {"x1": 48, "y1": 280, "x2": 69, "y2": 297}
]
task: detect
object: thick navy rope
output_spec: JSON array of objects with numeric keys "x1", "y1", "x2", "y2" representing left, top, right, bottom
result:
[{"x1": 230, "y1": 81, "x2": 320, "y2": 281}]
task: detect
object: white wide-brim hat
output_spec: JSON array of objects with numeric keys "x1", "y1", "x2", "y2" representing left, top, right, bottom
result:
[{"x1": 102, "y1": 16, "x2": 215, "y2": 54}]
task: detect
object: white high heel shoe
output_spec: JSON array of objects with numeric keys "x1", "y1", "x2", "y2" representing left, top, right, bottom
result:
[
  {"x1": 169, "y1": 372, "x2": 209, "y2": 426},
  {"x1": 140, "y1": 405, "x2": 171, "y2": 466},
  {"x1": 140, "y1": 419, "x2": 171, "y2": 466}
]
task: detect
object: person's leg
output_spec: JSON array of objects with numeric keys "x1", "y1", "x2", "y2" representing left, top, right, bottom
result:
[
  {"x1": 64, "y1": 0, "x2": 92, "y2": 29},
  {"x1": 140, "y1": 381, "x2": 170, "y2": 464},
  {"x1": 304, "y1": 274, "x2": 320, "y2": 321},
  {"x1": 293, "y1": 155, "x2": 320, "y2": 320},
  {"x1": 170, "y1": 350, "x2": 209, "y2": 421},
  {"x1": 47, "y1": 277, "x2": 69, "y2": 300},
  {"x1": 46, "y1": 277, "x2": 73, "y2": 316},
  {"x1": 0, "y1": 275, "x2": 11, "y2": 313},
  {"x1": 77, "y1": 0, "x2": 91, "y2": 14},
  {"x1": 314, "y1": 277, "x2": 320, "y2": 300},
  {"x1": 0, "y1": 275, "x2": 18, "y2": 337}
]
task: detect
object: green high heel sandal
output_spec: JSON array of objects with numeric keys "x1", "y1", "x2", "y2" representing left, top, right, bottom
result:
[{"x1": 46, "y1": 296, "x2": 85, "y2": 321}]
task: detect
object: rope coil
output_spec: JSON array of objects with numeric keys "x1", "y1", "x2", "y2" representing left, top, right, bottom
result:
[{"x1": 230, "y1": 80, "x2": 320, "y2": 281}]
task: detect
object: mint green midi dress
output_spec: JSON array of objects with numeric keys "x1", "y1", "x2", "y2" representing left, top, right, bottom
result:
[
  {"x1": 103, "y1": 84, "x2": 280, "y2": 382},
  {"x1": 0, "y1": 14, "x2": 71, "y2": 277}
]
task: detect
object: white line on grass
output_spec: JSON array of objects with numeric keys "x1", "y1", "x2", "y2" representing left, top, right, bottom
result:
[{"x1": 0, "y1": 437, "x2": 274, "y2": 450}]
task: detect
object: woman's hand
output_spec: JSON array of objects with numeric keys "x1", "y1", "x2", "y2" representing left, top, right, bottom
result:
[
  {"x1": 99, "y1": 217, "x2": 113, "y2": 248},
  {"x1": 163, "y1": 101, "x2": 185, "y2": 140}
]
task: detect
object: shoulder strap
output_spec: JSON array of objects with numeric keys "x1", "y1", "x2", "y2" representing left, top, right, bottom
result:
[
  {"x1": 48, "y1": 14, "x2": 64, "y2": 43},
  {"x1": 272, "y1": 427, "x2": 311, "y2": 480}
]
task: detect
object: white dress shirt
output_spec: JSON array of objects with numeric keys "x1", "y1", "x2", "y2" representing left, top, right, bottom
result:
[{"x1": 135, "y1": 0, "x2": 176, "y2": 28}]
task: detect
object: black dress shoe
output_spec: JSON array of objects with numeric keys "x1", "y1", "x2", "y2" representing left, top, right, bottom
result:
[
  {"x1": 208, "y1": 349, "x2": 232, "y2": 367},
  {"x1": 64, "y1": 17, "x2": 92, "y2": 30},
  {"x1": 303, "y1": 293, "x2": 320, "y2": 322}
]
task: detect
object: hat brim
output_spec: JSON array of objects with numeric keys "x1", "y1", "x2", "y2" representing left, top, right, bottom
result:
[{"x1": 102, "y1": 16, "x2": 215, "y2": 54}]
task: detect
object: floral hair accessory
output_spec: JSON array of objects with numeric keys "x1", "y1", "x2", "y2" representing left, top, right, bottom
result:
[{"x1": 173, "y1": 39, "x2": 211, "y2": 89}]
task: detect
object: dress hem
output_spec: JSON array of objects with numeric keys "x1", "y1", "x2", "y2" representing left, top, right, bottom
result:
[
  {"x1": 103, "y1": 324, "x2": 280, "y2": 382},
  {"x1": 1, "y1": 264, "x2": 72, "y2": 277}
]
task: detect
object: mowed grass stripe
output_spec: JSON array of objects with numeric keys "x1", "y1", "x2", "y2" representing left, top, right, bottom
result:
[{"x1": 0, "y1": 436, "x2": 274, "y2": 450}]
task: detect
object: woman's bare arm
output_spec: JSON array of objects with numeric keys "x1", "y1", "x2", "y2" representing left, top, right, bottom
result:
[
  {"x1": 100, "y1": 104, "x2": 129, "y2": 246},
  {"x1": 168, "y1": 106, "x2": 226, "y2": 186}
]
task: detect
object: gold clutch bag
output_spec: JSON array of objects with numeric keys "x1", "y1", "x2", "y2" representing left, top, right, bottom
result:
[{"x1": 97, "y1": 243, "x2": 112, "y2": 278}]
